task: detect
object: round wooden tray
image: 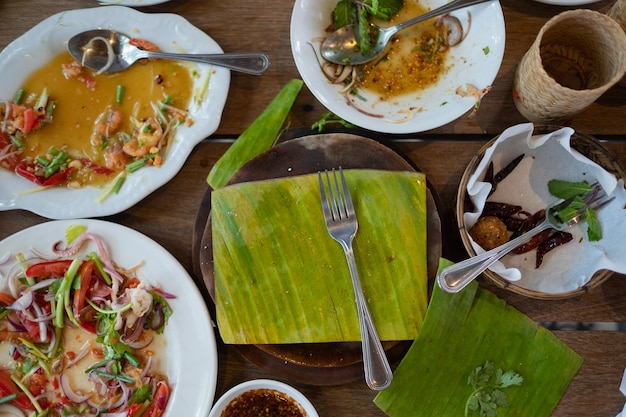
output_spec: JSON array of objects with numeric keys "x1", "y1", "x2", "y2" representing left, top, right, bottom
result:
[
  {"x1": 192, "y1": 130, "x2": 442, "y2": 385},
  {"x1": 456, "y1": 126, "x2": 625, "y2": 299}
]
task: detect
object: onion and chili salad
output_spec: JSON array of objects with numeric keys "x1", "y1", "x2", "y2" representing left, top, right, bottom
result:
[{"x1": 0, "y1": 225, "x2": 174, "y2": 417}]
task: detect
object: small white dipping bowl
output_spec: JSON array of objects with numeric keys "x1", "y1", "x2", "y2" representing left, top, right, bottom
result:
[{"x1": 208, "y1": 379, "x2": 319, "y2": 417}]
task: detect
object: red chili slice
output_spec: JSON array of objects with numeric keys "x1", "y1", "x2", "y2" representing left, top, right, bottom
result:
[
  {"x1": 0, "y1": 371, "x2": 36, "y2": 410},
  {"x1": 15, "y1": 162, "x2": 73, "y2": 187},
  {"x1": 25, "y1": 260, "x2": 73, "y2": 278}
]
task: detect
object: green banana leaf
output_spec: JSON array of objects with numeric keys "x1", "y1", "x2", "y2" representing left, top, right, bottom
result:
[
  {"x1": 206, "y1": 79, "x2": 303, "y2": 189},
  {"x1": 212, "y1": 169, "x2": 428, "y2": 344},
  {"x1": 374, "y1": 259, "x2": 583, "y2": 417}
]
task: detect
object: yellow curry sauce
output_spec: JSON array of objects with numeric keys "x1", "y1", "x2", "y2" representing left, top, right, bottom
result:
[
  {"x1": 358, "y1": 0, "x2": 450, "y2": 100},
  {"x1": 16, "y1": 51, "x2": 193, "y2": 187}
]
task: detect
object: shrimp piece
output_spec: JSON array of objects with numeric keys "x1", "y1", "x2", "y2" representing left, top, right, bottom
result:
[
  {"x1": 129, "y1": 38, "x2": 160, "y2": 52},
  {"x1": 104, "y1": 146, "x2": 128, "y2": 170},
  {"x1": 91, "y1": 107, "x2": 123, "y2": 147},
  {"x1": 123, "y1": 118, "x2": 163, "y2": 157},
  {"x1": 62, "y1": 61, "x2": 96, "y2": 89}
]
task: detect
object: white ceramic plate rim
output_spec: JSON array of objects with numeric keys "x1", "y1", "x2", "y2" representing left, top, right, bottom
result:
[
  {"x1": 290, "y1": 0, "x2": 506, "y2": 134},
  {"x1": 531, "y1": 0, "x2": 602, "y2": 5},
  {"x1": 208, "y1": 379, "x2": 319, "y2": 417},
  {"x1": 0, "y1": 6, "x2": 229, "y2": 219},
  {"x1": 0, "y1": 219, "x2": 218, "y2": 417},
  {"x1": 98, "y1": 0, "x2": 171, "y2": 5}
]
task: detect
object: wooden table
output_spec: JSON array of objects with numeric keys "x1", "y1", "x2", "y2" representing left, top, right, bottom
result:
[{"x1": 1, "y1": 0, "x2": 625, "y2": 416}]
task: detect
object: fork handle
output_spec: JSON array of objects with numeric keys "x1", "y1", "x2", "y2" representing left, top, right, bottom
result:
[
  {"x1": 437, "y1": 222, "x2": 551, "y2": 293},
  {"x1": 342, "y1": 243, "x2": 393, "y2": 390}
]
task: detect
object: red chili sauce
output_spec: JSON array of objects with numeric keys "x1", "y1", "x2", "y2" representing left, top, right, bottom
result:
[{"x1": 221, "y1": 389, "x2": 308, "y2": 417}]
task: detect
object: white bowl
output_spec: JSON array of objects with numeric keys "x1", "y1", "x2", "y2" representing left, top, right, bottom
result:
[
  {"x1": 290, "y1": 0, "x2": 505, "y2": 133},
  {"x1": 209, "y1": 379, "x2": 319, "y2": 417}
]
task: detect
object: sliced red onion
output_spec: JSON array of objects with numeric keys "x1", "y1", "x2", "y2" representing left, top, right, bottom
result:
[
  {"x1": 8, "y1": 291, "x2": 33, "y2": 311},
  {"x1": 437, "y1": 14, "x2": 464, "y2": 46},
  {"x1": 30, "y1": 302, "x2": 47, "y2": 343},
  {"x1": 108, "y1": 381, "x2": 130, "y2": 410},
  {"x1": 0, "y1": 403, "x2": 26, "y2": 416},
  {"x1": 29, "y1": 277, "x2": 57, "y2": 292},
  {"x1": 60, "y1": 373, "x2": 91, "y2": 403},
  {"x1": 153, "y1": 287, "x2": 176, "y2": 299},
  {"x1": 126, "y1": 333, "x2": 154, "y2": 350},
  {"x1": 65, "y1": 341, "x2": 91, "y2": 369},
  {"x1": 140, "y1": 355, "x2": 153, "y2": 379},
  {"x1": 6, "y1": 313, "x2": 26, "y2": 332}
]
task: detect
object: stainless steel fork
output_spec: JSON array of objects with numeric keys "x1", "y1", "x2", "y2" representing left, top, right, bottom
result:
[{"x1": 318, "y1": 168, "x2": 393, "y2": 391}]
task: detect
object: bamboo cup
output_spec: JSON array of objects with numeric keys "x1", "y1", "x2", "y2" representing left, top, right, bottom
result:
[
  {"x1": 513, "y1": 9, "x2": 626, "y2": 124},
  {"x1": 608, "y1": 0, "x2": 626, "y2": 86}
]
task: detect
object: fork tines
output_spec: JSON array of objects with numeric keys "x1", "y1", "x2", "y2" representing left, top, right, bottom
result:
[{"x1": 319, "y1": 167, "x2": 353, "y2": 222}]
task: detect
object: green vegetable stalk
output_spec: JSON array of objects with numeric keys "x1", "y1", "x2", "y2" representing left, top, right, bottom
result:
[{"x1": 206, "y1": 79, "x2": 303, "y2": 189}]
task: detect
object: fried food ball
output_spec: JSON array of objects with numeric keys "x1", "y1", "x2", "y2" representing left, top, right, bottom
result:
[{"x1": 469, "y1": 216, "x2": 509, "y2": 250}]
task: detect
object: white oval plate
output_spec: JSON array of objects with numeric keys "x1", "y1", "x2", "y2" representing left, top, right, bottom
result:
[
  {"x1": 0, "y1": 6, "x2": 229, "y2": 219},
  {"x1": 290, "y1": 0, "x2": 505, "y2": 134},
  {"x1": 0, "y1": 219, "x2": 217, "y2": 417},
  {"x1": 532, "y1": 0, "x2": 602, "y2": 5}
]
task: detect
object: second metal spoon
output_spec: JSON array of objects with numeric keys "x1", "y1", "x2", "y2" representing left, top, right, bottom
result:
[
  {"x1": 320, "y1": 0, "x2": 493, "y2": 65},
  {"x1": 68, "y1": 29, "x2": 270, "y2": 75}
]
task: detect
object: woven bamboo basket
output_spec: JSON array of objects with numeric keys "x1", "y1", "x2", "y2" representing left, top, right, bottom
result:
[
  {"x1": 608, "y1": 0, "x2": 626, "y2": 86},
  {"x1": 455, "y1": 126, "x2": 625, "y2": 300},
  {"x1": 513, "y1": 10, "x2": 626, "y2": 123}
]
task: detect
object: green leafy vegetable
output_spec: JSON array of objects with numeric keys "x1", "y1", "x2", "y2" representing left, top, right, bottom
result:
[
  {"x1": 332, "y1": 0, "x2": 357, "y2": 29},
  {"x1": 585, "y1": 207, "x2": 602, "y2": 241},
  {"x1": 548, "y1": 179, "x2": 592, "y2": 200},
  {"x1": 331, "y1": 0, "x2": 404, "y2": 55},
  {"x1": 465, "y1": 361, "x2": 524, "y2": 417},
  {"x1": 548, "y1": 179, "x2": 603, "y2": 241},
  {"x1": 311, "y1": 112, "x2": 355, "y2": 132}
]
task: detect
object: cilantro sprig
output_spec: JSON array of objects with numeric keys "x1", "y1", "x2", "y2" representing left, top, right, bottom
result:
[
  {"x1": 465, "y1": 361, "x2": 523, "y2": 417},
  {"x1": 311, "y1": 112, "x2": 355, "y2": 132}
]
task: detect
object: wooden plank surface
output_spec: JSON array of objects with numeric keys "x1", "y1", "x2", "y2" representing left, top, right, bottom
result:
[{"x1": 1, "y1": 0, "x2": 626, "y2": 415}]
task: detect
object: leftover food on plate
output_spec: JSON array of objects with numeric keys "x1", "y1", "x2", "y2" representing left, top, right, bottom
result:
[
  {"x1": 1, "y1": 38, "x2": 193, "y2": 194},
  {"x1": 319, "y1": 0, "x2": 468, "y2": 111},
  {"x1": 290, "y1": 0, "x2": 505, "y2": 133},
  {"x1": 0, "y1": 224, "x2": 174, "y2": 416}
]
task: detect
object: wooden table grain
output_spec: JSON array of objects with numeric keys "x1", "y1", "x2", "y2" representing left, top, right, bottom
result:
[{"x1": 1, "y1": 0, "x2": 625, "y2": 416}]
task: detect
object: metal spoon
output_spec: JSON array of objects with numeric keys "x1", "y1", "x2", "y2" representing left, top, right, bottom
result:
[
  {"x1": 320, "y1": 0, "x2": 493, "y2": 65},
  {"x1": 68, "y1": 29, "x2": 270, "y2": 75}
]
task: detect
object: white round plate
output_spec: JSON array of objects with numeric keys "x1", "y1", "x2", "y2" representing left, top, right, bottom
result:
[
  {"x1": 0, "y1": 6, "x2": 229, "y2": 219},
  {"x1": 290, "y1": 0, "x2": 505, "y2": 134},
  {"x1": 0, "y1": 219, "x2": 218, "y2": 417},
  {"x1": 531, "y1": 0, "x2": 602, "y2": 5},
  {"x1": 98, "y1": 0, "x2": 171, "y2": 5}
]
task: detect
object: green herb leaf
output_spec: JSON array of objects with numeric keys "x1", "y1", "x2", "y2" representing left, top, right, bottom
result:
[
  {"x1": 311, "y1": 112, "x2": 355, "y2": 132},
  {"x1": 367, "y1": 0, "x2": 404, "y2": 20},
  {"x1": 465, "y1": 361, "x2": 523, "y2": 417},
  {"x1": 332, "y1": 0, "x2": 357, "y2": 29},
  {"x1": 585, "y1": 207, "x2": 602, "y2": 241},
  {"x1": 548, "y1": 179, "x2": 592, "y2": 200}
]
